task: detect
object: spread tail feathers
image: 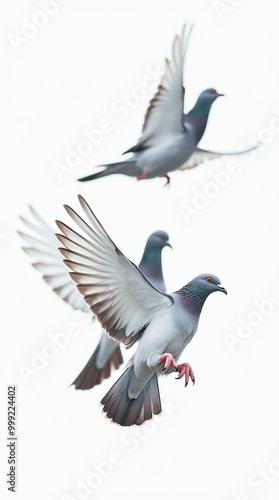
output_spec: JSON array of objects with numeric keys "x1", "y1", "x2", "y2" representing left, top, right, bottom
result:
[
  {"x1": 72, "y1": 344, "x2": 123, "y2": 390},
  {"x1": 78, "y1": 160, "x2": 140, "y2": 182},
  {"x1": 101, "y1": 366, "x2": 162, "y2": 426}
]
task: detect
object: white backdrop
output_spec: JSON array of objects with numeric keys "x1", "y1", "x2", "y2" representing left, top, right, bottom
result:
[{"x1": 1, "y1": 0, "x2": 279, "y2": 499}]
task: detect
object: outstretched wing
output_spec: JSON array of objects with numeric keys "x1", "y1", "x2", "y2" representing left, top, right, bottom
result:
[
  {"x1": 56, "y1": 196, "x2": 173, "y2": 348},
  {"x1": 18, "y1": 206, "x2": 89, "y2": 313},
  {"x1": 179, "y1": 143, "x2": 259, "y2": 170},
  {"x1": 125, "y1": 23, "x2": 193, "y2": 152}
]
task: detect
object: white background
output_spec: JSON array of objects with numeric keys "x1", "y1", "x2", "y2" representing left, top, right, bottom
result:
[{"x1": 1, "y1": 0, "x2": 279, "y2": 499}]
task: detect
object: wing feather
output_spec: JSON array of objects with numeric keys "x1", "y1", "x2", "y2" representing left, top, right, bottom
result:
[
  {"x1": 125, "y1": 23, "x2": 193, "y2": 152},
  {"x1": 179, "y1": 148, "x2": 222, "y2": 170},
  {"x1": 18, "y1": 206, "x2": 89, "y2": 313},
  {"x1": 179, "y1": 143, "x2": 259, "y2": 170}
]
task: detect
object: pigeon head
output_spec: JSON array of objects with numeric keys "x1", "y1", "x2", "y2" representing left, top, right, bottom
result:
[
  {"x1": 192, "y1": 273, "x2": 227, "y2": 296},
  {"x1": 198, "y1": 88, "x2": 224, "y2": 104},
  {"x1": 146, "y1": 231, "x2": 172, "y2": 250},
  {"x1": 178, "y1": 273, "x2": 227, "y2": 315}
]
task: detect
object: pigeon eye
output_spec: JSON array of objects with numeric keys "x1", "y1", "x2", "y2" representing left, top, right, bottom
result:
[
  {"x1": 160, "y1": 234, "x2": 166, "y2": 240},
  {"x1": 209, "y1": 89, "x2": 216, "y2": 94},
  {"x1": 206, "y1": 277, "x2": 213, "y2": 283}
]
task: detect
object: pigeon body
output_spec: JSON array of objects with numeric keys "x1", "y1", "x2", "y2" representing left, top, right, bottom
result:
[
  {"x1": 56, "y1": 195, "x2": 227, "y2": 426},
  {"x1": 78, "y1": 24, "x2": 257, "y2": 184},
  {"x1": 18, "y1": 209, "x2": 170, "y2": 389}
]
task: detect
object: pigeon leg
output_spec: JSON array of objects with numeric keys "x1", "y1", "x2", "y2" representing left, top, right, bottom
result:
[
  {"x1": 158, "y1": 353, "x2": 178, "y2": 372},
  {"x1": 160, "y1": 174, "x2": 170, "y2": 187},
  {"x1": 136, "y1": 171, "x2": 149, "y2": 181},
  {"x1": 176, "y1": 363, "x2": 195, "y2": 387}
]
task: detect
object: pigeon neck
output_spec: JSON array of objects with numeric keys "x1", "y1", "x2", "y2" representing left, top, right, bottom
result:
[
  {"x1": 186, "y1": 101, "x2": 213, "y2": 142},
  {"x1": 139, "y1": 246, "x2": 164, "y2": 288},
  {"x1": 178, "y1": 282, "x2": 208, "y2": 317}
]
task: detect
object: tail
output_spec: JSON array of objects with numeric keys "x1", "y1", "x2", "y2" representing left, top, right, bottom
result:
[
  {"x1": 72, "y1": 344, "x2": 123, "y2": 390},
  {"x1": 101, "y1": 366, "x2": 162, "y2": 426},
  {"x1": 78, "y1": 160, "x2": 139, "y2": 182}
]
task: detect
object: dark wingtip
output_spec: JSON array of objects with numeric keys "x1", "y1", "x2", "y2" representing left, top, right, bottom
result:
[{"x1": 77, "y1": 173, "x2": 97, "y2": 182}]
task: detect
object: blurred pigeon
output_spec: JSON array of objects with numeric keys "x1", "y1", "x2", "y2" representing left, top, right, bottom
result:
[
  {"x1": 78, "y1": 23, "x2": 257, "y2": 185},
  {"x1": 18, "y1": 207, "x2": 171, "y2": 388},
  {"x1": 56, "y1": 195, "x2": 227, "y2": 426}
]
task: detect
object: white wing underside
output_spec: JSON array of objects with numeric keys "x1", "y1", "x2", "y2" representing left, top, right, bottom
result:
[
  {"x1": 179, "y1": 143, "x2": 259, "y2": 170},
  {"x1": 18, "y1": 206, "x2": 89, "y2": 313},
  {"x1": 56, "y1": 196, "x2": 173, "y2": 348},
  {"x1": 127, "y1": 23, "x2": 193, "y2": 151},
  {"x1": 179, "y1": 148, "x2": 222, "y2": 170}
]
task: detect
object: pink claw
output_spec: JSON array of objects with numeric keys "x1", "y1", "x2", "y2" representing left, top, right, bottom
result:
[
  {"x1": 160, "y1": 174, "x2": 170, "y2": 187},
  {"x1": 158, "y1": 353, "x2": 178, "y2": 372},
  {"x1": 176, "y1": 363, "x2": 195, "y2": 387}
]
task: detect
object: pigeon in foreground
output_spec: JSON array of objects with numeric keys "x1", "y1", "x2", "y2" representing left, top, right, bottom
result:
[
  {"x1": 78, "y1": 23, "x2": 257, "y2": 185},
  {"x1": 56, "y1": 195, "x2": 227, "y2": 426},
  {"x1": 18, "y1": 207, "x2": 171, "y2": 388}
]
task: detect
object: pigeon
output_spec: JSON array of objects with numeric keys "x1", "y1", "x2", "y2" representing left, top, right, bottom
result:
[
  {"x1": 78, "y1": 23, "x2": 257, "y2": 186},
  {"x1": 18, "y1": 206, "x2": 171, "y2": 389},
  {"x1": 56, "y1": 195, "x2": 227, "y2": 426}
]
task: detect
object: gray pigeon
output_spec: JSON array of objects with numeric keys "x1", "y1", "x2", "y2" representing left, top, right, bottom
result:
[
  {"x1": 56, "y1": 195, "x2": 227, "y2": 426},
  {"x1": 18, "y1": 207, "x2": 171, "y2": 388},
  {"x1": 78, "y1": 23, "x2": 257, "y2": 185}
]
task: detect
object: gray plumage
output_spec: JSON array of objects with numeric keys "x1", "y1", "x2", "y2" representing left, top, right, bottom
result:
[
  {"x1": 56, "y1": 195, "x2": 227, "y2": 426},
  {"x1": 18, "y1": 208, "x2": 170, "y2": 389},
  {"x1": 78, "y1": 23, "x2": 257, "y2": 185}
]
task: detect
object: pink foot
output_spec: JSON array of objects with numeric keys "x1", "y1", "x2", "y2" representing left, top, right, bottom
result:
[
  {"x1": 158, "y1": 353, "x2": 178, "y2": 371},
  {"x1": 160, "y1": 174, "x2": 170, "y2": 187},
  {"x1": 176, "y1": 363, "x2": 195, "y2": 387},
  {"x1": 136, "y1": 171, "x2": 149, "y2": 181}
]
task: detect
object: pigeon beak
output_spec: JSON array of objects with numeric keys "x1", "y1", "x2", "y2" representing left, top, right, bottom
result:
[
  {"x1": 166, "y1": 242, "x2": 173, "y2": 249},
  {"x1": 217, "y1": 285, "x2": 227, "y2": 295},
  {"x1": 217, "y1": 92, "x2": 225, "y2": 97}
]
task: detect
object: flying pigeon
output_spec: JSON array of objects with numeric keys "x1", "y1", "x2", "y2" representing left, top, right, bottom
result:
[
  {"x1": 56, "y1": 195, "x2": 227, "y2": 426},
  {"x1": 78, "y1": 23, "x2": 257, "y2": 186},
  {"x1": 18, "y1": 206, "x2": 171, "y2": 388}
]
